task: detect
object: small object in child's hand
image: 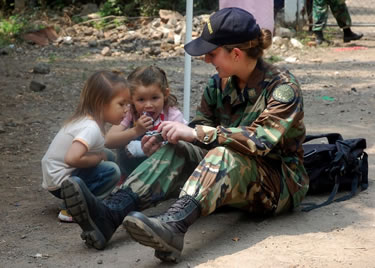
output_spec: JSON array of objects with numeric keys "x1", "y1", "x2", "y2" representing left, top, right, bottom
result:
[
  {"x1": 145, "y1": 131, "x2": 164, "y2": 143},
  {"x1": 143, "y1": 111, "x2": 154, "y2": 122}
]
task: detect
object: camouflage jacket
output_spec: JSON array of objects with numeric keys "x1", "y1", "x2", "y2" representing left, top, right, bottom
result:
[{"x1": 190, "y1": 59, "x2": 309, "y2": 208}]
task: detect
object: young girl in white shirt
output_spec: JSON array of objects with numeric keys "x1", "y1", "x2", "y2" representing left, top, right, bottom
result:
[
  {"x1": 41, "y1": 70, "x2": 129, "y2": 222},
  {"x1": 105, "y1": 65, "x2": 186, "y2": 178}
]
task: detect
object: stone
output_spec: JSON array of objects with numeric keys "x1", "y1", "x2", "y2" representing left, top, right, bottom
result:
[
  {"x1": 30, "y1": 81, "x2": 46, "y2": 92},
  {"x1": 0, "y1": 48, "x2": 9, "y2": 55},
  {"x1": 88, "y1": 40, "x2": 98, "y2": 47},
  {"x1": 159, "y1": 9, "x2": 183, "y2": 24},
  {"x1": 33, "y1": 63, "x2": 50, "y2": 74},
  {"x1": 290, "y1": 38, "x2": 303, "y2": 49},
  {"x1": 63, "y1": 36, "x2": 73, "y2": 45},
  {"x1": 101, "y1": 46, "x2": 111, "y2": 56}
]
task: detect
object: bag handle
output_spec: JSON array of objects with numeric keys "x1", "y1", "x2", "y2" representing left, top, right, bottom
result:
[
  {"x1": 304, "y1": 133, "x2": 343, "y2": 144},
  {"x1": 301, "y1": 181, "x2": 340, "y2": 212},
  {"x1": 302, "y1": 152, "x2": 369, "y2": 212}
]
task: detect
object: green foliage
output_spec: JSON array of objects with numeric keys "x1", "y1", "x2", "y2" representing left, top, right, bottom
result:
[
  {"x1": 48, "y1": 52, "x2": 58, "y2": 63},
  {"x1": 98, "y1": 0, "x2": 158, "y2": 17},
  {"x1": 112, "y1": 17, "x2": 123, "y2": 27},
  {"x1": 1, "y1": 1, "x2": 219, "y2": 19},
  {"x1": 97, "y1": 0, "x2": 218, "y2": 18},
  {"x1": 45, "y1": 0, "x2": 66, "y2": 10},
  {"x1": 0, "y1": 15, "x2": 27, "y2": 46},
  {"x1": 0, "y1": 13, "x2": 47, "y2": 47},
  {"x1": 0, "y1": 0, "x2": 219, "y2": 45},
  {"x1": 137, "y1": 0, "x2": 157, "y2": 16},
  {"x1": 122, "y1": 1, "x2": 138, "y2": 17},
  {"x1": 135, "y1": 0, "x2": 218, "y2": 16},
  {"x1": 324, "y1": 27, "x2": 340, "y2": 42},
  {"x1": 296, "y1": 30, "x2": 313, "y2": 45},
  {"x1": 71, "y1": 14, "x2": 84, "y2": 24},
  {"x1": 265, "y1": 54, "x2": 283, "y2": 64},
  {"x1": 100, "y1": 0, "x2": 123, "y2": 17},
  {"x1": 92, "y1": 20, "x2": 105, "y2": 30}
]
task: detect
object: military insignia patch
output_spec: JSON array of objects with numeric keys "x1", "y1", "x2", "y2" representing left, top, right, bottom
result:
[
  {"x1": 272, "y1": 84, "x2": 295, "y2": 103},
  {"x1": 248, "y1": 88, "x2": 257, "y2": 99}
]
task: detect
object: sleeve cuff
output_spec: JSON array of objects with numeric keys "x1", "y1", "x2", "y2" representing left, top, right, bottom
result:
[{"x1": 195, "y1": 125, "x2": 217, "y2": 144}]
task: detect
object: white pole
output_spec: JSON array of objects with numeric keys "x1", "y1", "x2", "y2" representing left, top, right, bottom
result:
[{"x1": 183, "y1": 0, "x2": 193, "y2": 122}]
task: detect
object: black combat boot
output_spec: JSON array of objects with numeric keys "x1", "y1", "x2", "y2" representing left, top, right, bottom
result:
[
  {"x1": 123, "y1": 195, "x2": 201, "y2": 263},
  {"x1": 343, "y1": 28, "x2": 363, "y2": 43},
  {"x1": 313, "y1": 30, "x2": 324, "y2": 45},
  {"x1": 61, "y1": 177, "x2": 138, "y2": 250}
]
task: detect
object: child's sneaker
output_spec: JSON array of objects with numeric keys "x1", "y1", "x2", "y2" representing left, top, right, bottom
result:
[{"x1": 58, "y1": 209, "x2": 74, "y2": 223}]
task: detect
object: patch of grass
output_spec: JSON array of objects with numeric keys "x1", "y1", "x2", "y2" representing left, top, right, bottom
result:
[
  {"x1": 77, "y1": 51, "x2": 93, "y2": 60},
  {"x1": 296, "y1": 30, "x2": 314, "y2": 45},
  {"x1": 92, "y1": 20, "x2": 106, "y2": 30},
  {"x1": 265, "y1": 54, "x2": 283, "y2": 64},
  {"x1": 54, "y1": 25, "x2": 61, "y2": 34},
  {"x1": 325, "y1": 27, "x2": 341, "y2": 42},
  {"x1": 48, "y1": 53, "x2": 58, "y2": 63},
  {"x1": 113, "y1": 18, "x2": 124, "y2": 28}
]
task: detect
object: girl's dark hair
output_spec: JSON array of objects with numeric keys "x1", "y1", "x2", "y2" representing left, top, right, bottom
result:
[
  {"x1": 223, "y1": 29, "x2": 272, "y2": 59},
  {"x1": 127, "y1": 65, "x2": 178, "y2": 110},
  {"x1": 65, "y1": 70, "x2": 128, "y2": 132}
]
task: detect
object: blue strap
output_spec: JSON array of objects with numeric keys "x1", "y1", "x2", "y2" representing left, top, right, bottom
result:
[
  {"x1": 301, "y1": 183, "x2": 340, "y2": 212},
  {"x1": 334, "y1": 175, "x2": 359, "y2": 202}
]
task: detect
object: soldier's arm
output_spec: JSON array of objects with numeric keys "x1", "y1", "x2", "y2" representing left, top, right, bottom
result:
[
  {"x1": 194, "y1": 82, "x2": 304, "y2": 155},
  {"x1": 189, "y1": 76, "x2": 219, "y2": 129}
]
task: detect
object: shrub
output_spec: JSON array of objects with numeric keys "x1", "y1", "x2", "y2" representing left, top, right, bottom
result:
[{"x1": 0, "y1": 15, "x2": 27, "y2": 45}]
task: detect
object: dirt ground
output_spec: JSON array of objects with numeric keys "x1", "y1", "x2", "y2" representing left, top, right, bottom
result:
[{"x1": 0, "y1": 25, "x2": 374, "y2": 268}]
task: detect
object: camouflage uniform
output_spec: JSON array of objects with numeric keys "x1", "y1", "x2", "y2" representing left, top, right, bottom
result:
[
  {"x1": 313, "y1": 0, "x2": 352, "y2": 31},
  {"x1": 120, "y1": 59, "x2": 309, "y2": 216}
]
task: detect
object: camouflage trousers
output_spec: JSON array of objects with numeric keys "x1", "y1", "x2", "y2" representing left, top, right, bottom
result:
[
  {"x1": 120, "y1": 141, "x2": 291, "y2": 216},
  {"x1": 313, "y1": 0, "x2": 351, "y2": 31}
]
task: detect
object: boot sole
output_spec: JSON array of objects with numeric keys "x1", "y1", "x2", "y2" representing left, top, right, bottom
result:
[
  {"x1": 344, "y1": 37, "x2": 363, "y2": 43},
  {"x1": 61, "y1": 179, "x2": 107, "y2": 250},
  {"x1": 123, "y1": 216, "x2": 181, "y2": 263}
]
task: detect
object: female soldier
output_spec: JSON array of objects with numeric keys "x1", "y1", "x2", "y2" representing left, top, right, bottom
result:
[{"x1": 61, "y1": 7, "x2": 309, "y2": 263}]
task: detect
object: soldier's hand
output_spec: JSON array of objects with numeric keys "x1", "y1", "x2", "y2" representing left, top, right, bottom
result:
[{"x1": 157, "y1": 121, "x2": 196, "y2": 144}]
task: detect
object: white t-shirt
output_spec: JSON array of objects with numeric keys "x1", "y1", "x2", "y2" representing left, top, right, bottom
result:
[{"x1": 41, "y1": 117, "x2": 104, "y2": 191}]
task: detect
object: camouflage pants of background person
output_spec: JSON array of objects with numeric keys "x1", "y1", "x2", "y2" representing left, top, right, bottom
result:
[
  {"x1": 313, "y1": 0, "x2": 352, "y2": 31},
  {"x1": 120, "y1": 141, "x2": 291, "y2": 216}
]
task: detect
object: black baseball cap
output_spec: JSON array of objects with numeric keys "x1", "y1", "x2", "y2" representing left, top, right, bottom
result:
[{"x1": 184, "y1": 7, "x2": 261, "y2": 56}]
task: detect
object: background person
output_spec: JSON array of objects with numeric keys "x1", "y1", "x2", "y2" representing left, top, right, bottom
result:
[{"x1": 312, "y1": 0, "x2": 363, "y2": 44}]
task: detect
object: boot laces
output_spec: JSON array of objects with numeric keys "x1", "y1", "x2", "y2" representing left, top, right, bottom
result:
[
  {"x1": 157, "y1": 195, "x2": 201, "y2": 234},
  {"x1": 164, "y1": 196, "x2": 191, "y2": 217}
]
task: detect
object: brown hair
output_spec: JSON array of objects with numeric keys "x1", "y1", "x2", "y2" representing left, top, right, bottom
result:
[
  {"x1": 223, "y1": 29, "x2": 272, "y2": 59},
  {"x1": 65, "y1": 70, "x2": 128, "y2": 132},
  {"x1": 127, "y1": 65, "x2": 178, "y2": 111}
]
